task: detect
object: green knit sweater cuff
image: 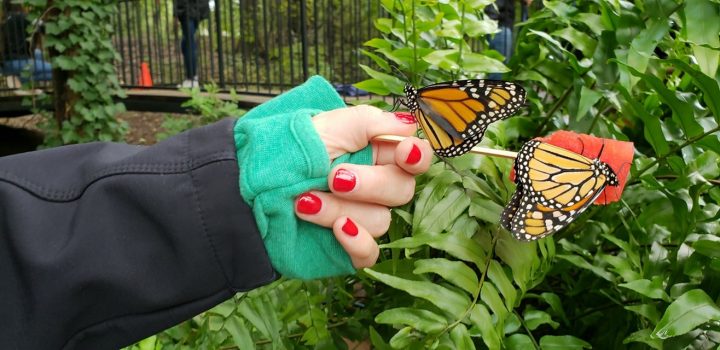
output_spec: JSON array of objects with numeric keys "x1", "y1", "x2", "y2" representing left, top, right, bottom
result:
[{"x1": 234, "y1": 76, "x2": 373, "y2": 280}]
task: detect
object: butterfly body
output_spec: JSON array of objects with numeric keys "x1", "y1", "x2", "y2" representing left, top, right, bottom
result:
[
  {"x1": 502, "y1": 140, "x2": 618, "y2": 241},
  {"x1": 404, "y1": 79, "x2": 526, "y2": 157}
]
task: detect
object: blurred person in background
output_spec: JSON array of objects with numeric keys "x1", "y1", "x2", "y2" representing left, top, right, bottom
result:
[
  {"x1": 1, "y1": 1, "x2": 52, "y2": 88},
  {"x1": 174, "y1": 0, "x2": 209, "y2": 88},
  {"x1": 485, "y1": 0, "x2": 531, "y2": 80}
]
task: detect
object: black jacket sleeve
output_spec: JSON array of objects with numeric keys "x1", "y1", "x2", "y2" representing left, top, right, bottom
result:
[{"x1": 0, "y1": 118, "x2": 277, "y2": 350}]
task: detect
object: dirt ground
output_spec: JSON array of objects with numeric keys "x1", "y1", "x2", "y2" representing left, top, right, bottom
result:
[
  {"x1": 0, "y1": 111, "x2": 180, "y2": 156},
  {"x1": 117, "y1": 111, "x2": 179, "y2": 145}
]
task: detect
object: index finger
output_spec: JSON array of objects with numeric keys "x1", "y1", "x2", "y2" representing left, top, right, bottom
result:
[
  {"x1": 372, "y1": 136, "x2": 433, "y2": 175},
  {"x1": 312, "y1": 105, "x2": 418, "y2": 160}
]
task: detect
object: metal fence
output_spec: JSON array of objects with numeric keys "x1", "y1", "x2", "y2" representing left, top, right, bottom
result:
[{"x1": 1, "y1": 0, "x2": 385, "y2": 97}]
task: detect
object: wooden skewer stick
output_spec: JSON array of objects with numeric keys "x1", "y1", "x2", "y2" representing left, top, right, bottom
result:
[{"x1": 373, "y1": 135, "x2": 518, "y2": 159}]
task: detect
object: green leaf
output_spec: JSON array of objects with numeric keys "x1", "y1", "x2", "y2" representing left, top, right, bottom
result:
[
  {"x1": 668, "y1": 59, "x2": 720, "y2": 123},
  {"x1": 381, "y1": 234, "x2": 486, "y2": 269},
  {"x1": 208, "y1": 300, "x2": 235, "y2": 318},
  {"x1": 544, "y1": 0, "x2": 578, "y2": 18},
  {"x1": 621, "y1": 19, "x2": 670, "y2": 89},
  {"x1": 683, "y1": 0, "x2": 720, "y2": 78},
  {"x1": 358, "y1": 64, "x2": 405, "y2": 95},
  {"x1": 551, "y1": 26, "x2": 597, "y2": 57},
  {"x1": 468, "y1": 304, "x2": 502, "y2": 350},
  {"x1": 55, "y1": 56, "x2": 78, "y2": 70},
  {"x1": 237, "y1": 301, "x2": 271, "y2": 339},
  {"x1": 369, "y1": 326, "x2": 393, "y2": 350},
  {"x1": 449, "y1": 324, "x2": 476, "y2": 350},
  {"x1": 620, "y1": 62, "x2": 703, "y2": 138},
  {"x1": 136, "y1": 336, "x2": 156, "y2": 350},
  {"x1": 693, "y1": 239, "x2": 720, "y2": 259},
  {"x1": 556, "y1": 254, "x2": 615, "y2": 282},
  {"x1": 617, "y1": 85, "x2": 670, "y2": 156},
  {"x1": 423, "y1": 49, "x2": 461, "y2": 71},
  {"x1": 389, "y1": 327, "x2": 417, "y2": 349},
  {"x1": 469, "y1": 197, "x2": 504, "y2": 225},
  {"x1": 619, "y1": 279, "x2": 670, "y2": 301},
  {"x1": 506, "y1": 334, "x2": 535, "y2": 350},
  {"x1": 365, "y1": 269, "x2": 471, "y2": 317},
  {"x1": 528, "y1": 29, "x2": 580, "y2": 71},
  {"x1": 541, "y1": 293, "x2": 568, "y2": 325},
  {"x1": 623, "y1": 329, "x2": 663, "y2": 349},
  {"x1": 539, "y1": 335, "x2": 592, "y2": 350},
  {"x1": 625, "y1": 304, "x2": 661, "y2": 323},
  {"x1": 360, "y1": 49, "x2": 392, "y2": 72},
  {"x1": 418, "y1": 186, "x2": 472, "y2": 234},
  {"x1": 653, "y1": 289, "x2": 720, "y2": 339},
  {"x1": 461, "y1": 52, "x2": 508, "y2": 73},
  {"x1": 354, "y1": 79, "x2": 391, "y2": 96},
  {"x1": 480, "y1": 282, "x2": 508, "y2": 325},
  {"x1": 576, "y1": 86, "x2": 602, "y2": 121},
  {"x1": 524, "y1": 309, "x2": 559, "y2": 331},
  {"x1": 488, "y1": 260, "x2": 518, "y2": 309},
  {"x1": 376, "y1": 307, "x2": 448, "y2": 334},
  {"x1": 364, "y1": 38, "x2": 392, "y2": 50},
  {"x1": 414, "y1": 258, "x2": 478, "y2": 295},
  {"x1": 496, "y1": 234, "x2": 540, "y2": 290},
  {"x1": 226, "y1": 316, "x2": 255, "y2": 349}
]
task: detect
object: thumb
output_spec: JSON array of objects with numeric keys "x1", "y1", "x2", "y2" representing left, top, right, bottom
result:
[{"x1": 312, "y1": 105, "x2": 417, "y2": 160}]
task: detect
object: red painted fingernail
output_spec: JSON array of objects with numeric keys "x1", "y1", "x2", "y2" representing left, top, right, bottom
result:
[
  {"x1": 406, "y1": 144, "x2": 421, "y2": 164},
  {"x1": 333, "y1": 169, "x2": 356, "y2": 192},
  {"x1": 394, "y1": 111, "x2": 416, "y2": 124},
  {"x1": 296, "y1": 192, "x2": 322, "y2": 215},
  {"x1": 342, "y1": 218, "x2": 359, "y2": 236}
]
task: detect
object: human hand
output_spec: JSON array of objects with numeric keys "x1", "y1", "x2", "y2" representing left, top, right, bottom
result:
[{"x1": 295, "y1": 106, "x2": 433, "y2": 269}]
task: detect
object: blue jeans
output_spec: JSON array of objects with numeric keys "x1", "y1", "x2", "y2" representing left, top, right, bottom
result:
[
  {"x1": 487, "y1": 26, "x2": 513, "y2": 80},
  {"x1": 179, "y1": 18, "x2": 199, "y2": 79},
  {"x1": 2, "y1": 49, "x2": 53, "y2": 82}
]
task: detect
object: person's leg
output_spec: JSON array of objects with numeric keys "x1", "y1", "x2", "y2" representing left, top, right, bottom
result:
[
  {"x1": 179, "y1": 17, "x2": 192, "y2": 80},
  {"x1": 487, "y1": 25, "x2": 513, "y2": 80},
  {"x1": 2, "y1": 61, "x2": 23, "y2": 88},
  {"x1": 188, "y1": 19, "x2": 199, "y2": 81},
  {"x1": 3, "y1": 59, "x2": 32, "y2": 84},
  {"x1": 31, "y1": 49, "x2": 53, "y2": 82}
]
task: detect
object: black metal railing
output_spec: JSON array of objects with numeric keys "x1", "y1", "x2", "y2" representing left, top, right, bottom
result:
[
  {"x1": 1, "y1": 0, "x2": 384, "y2": 98},
  {"x1": 113, "y1": 0, "x2": 384, "y2": 95}
]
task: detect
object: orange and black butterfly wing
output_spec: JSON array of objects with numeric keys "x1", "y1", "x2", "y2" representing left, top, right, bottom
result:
[
  {"x1": 500, "y1": 183, "x2": 523, "y2": 232},
  {"x1": 519, "y1": 142, "x2": 612, "y2": 209},
  {"x1": 413, "y1": 80, "x2": 526, "y2": 157},
  {"x1": 506, "y1": 141, "x2": 616, "y2": 241}
]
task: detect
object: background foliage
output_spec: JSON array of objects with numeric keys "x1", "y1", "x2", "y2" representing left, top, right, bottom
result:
[
  {"x1": 353, "y1": 0, "x2": 720, "y2": 349},
  {"x1": 16, "y1": 0, "x2": 719, "y2": 348},
  {"x1": 169, "y1": 0, "x2": 718, "y2": 349},
  {"x1": 25, "y1": 0, "x2": 127, "y2": 146}
]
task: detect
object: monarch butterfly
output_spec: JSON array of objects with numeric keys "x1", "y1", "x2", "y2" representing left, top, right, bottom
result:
[
  {"x1": 501, "y1": 140, "x2": 619, "y2": 241},
  {"x1": 403, "y1": 79, "x2": 526, "y2": 157}
]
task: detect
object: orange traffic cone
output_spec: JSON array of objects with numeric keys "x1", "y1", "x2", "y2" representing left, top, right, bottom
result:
[{"x1": 139, "y1": 62, "x2": 153, "y2": 87}]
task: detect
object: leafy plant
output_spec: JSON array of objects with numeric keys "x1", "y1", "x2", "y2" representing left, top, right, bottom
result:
[
  {"x1": 355, "y1": 0, "x2": 507, "y2": 96},
  {"x1": 132, "y1": 0, "x2": 720, "y2": 348},
  {"x1": 353, "y1": 0, "x2": 720, "y2": 349},
  {"x1": 25, "y1": 0, "x2": 128, "y2": 146},
  {"x1": 155, "y1": 84, "x2": 246, "y2": 141}
]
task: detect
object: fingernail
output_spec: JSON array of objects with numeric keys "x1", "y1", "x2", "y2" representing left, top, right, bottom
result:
[
  {"x1": 394, "y1": 111, "x2": 416, "y2": 124},
  {"x1": 333, "y1": 169, "x2": 356, "y2": 192},
  {"x1": 342, "y1": 218, "x2": 359, "y2": 236},
  {"x1": 296, "y1": 192, "x2": 322, "y2": 215},
  {"x1": 406, "y1": 144, "x2": 422, "y2": 164}
]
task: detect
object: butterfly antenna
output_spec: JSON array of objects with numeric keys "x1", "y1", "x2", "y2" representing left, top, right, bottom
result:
[
  {"x1": 391, "y1": 65, "x2": 412, "y2": 87},
  {"x1": 390, "y1": 97, "x2": 403, "y2": 112},
  {"x1": 597, "y1": 140, "x2": 607, "y2": 160}
]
